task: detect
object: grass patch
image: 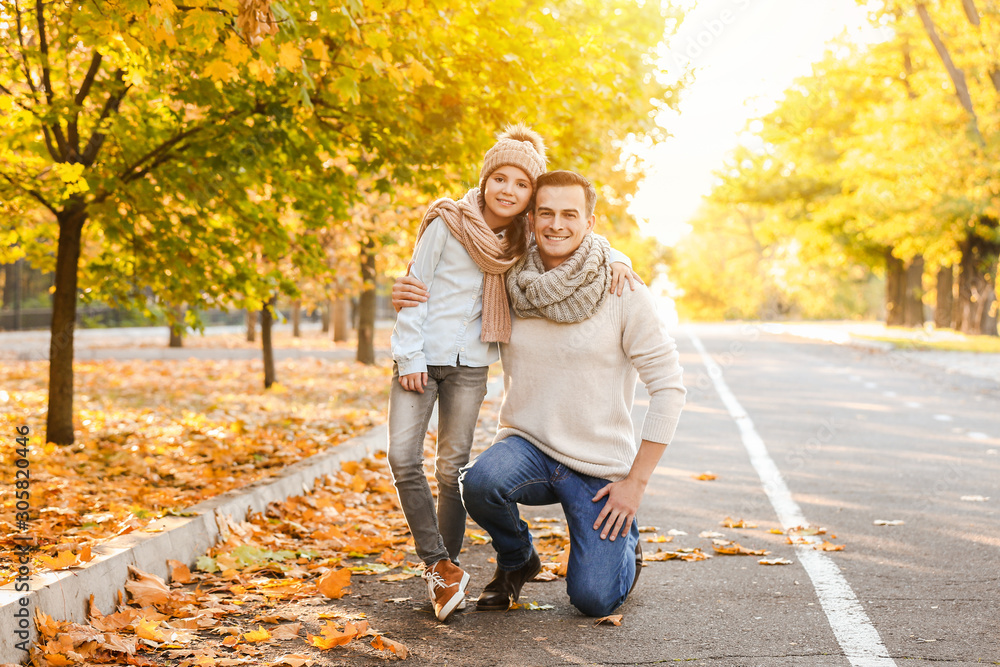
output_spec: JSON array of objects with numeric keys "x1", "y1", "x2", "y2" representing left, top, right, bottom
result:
[{"x1": 855, "y1": 333, "x2": 1000, "y2": 353}]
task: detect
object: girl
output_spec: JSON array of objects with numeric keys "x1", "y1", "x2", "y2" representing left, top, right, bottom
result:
[{"x1": 388, "y1": 125, "x2": 636, "y2": 621}]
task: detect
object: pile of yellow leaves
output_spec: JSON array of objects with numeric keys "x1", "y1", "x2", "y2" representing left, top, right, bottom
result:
[
  {"x1": 30, "y1": 455, "x2": 413, "y2": 666},
  {"x1": 0, "y1": 355, "x2": 391, "y2": 583}
]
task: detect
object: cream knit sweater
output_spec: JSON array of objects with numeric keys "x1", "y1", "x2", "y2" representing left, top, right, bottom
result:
[{"x1": 494, "y1": 284, "x2": 686, "y2": 482}]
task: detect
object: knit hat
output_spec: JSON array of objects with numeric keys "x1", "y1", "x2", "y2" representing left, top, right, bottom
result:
[{"x1": 479, "y1": 123, "x2": 547, "y2": 192}]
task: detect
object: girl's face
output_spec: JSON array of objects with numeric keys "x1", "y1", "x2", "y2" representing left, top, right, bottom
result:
[{"x1": 482, "y1": 165, "x2": 532, "y2": 227}]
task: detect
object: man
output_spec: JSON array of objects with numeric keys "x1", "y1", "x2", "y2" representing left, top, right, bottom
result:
[{"x1": 394, "y1": 170, "x2": 685, "y2": 617}]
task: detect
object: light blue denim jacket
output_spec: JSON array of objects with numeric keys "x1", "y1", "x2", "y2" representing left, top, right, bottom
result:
[{"x1": 391, "y1": 216, "x2": 631, "y2": 375}]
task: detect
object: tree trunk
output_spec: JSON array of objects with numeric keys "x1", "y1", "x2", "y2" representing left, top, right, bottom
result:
[
  {"x1": 2, "y1": 262, "x2": 13, "y2": 309},
  {"x1": 11, "y1": 259, "x2": 23, "y2": 330},
  {"x1": 261, "y1": 296, "x2": 276, "y2": 388},
  {"x1": 246, "y1": 309, "x2": 256, "y2": 342},
  {"x1": 321, "y1": 298, "x2": 331, "y2": 333},
  {"x1": 980, "y1": 273, "x2": 998, "y2": 336},
  {"x1": 291, "y1": 299, "x2": 301, "y2": 337},
  {"x1": 934, "y1": 265, "x2": 954, "y2": 329},
  {"x1": 168, "y1": 304, "x2": 185, "y2": 348},
  {"x1": 903, "y1": 255, "x2": 925, "y2": 327},
  {"x1": 332, "y1": 297, "x2": 351, "y2": 342},
  {"x1": 357, "y1": 238, "x2": 377, "y2": 365},
  {"x1": 885, "y1": 248, "x2": 906, "y2": 327},
  {"x1": 956, "y1": 239, "x2": 974, "y2": 333},
  {"x1": 46, "y1": 206, "x2": 88, "y2": 445},
  {"x1": 973, "y1": 256, "x2": 998, "y2": 336},
  {"x1": 956, "y1": 229, "x2": 1000, "y2": 334}
]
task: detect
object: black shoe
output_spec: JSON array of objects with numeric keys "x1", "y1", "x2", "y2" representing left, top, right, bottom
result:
[
  {"x1": 630, "y1": 541, "x2": 643, "y2": 594},
  {"x1": 476, "y1": 550, "x2": 542, "y2": 610}
]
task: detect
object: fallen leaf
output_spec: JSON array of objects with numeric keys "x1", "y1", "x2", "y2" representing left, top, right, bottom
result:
[
  {"x1": 552, "y1": 545, "x2": 570, "y2": 577},
  {"x1": 370, "y1": 634, "x2": 409, "y2": 659},
  {"x1": 960, "y1": 495, "x2": 989, "y2": 502},
  {"x1": 712, "y1": 540, "x2": 769, "y2": 556},
  {"x1": 645, "y1": 548, "x2": 710, "y2": 562},
  {"x1": 136, "y1": 618, "x2": 167, "y2": 642},
  {"x1": 273, "y1": 654, "x2": 314, "y2": 667},
  {"x1": 720, "y1": 517, "x2": 758, "y2": 529},
  {"x1": 815, "y1": 540, "x2": 844, "y2": 552},
  {"x1": 317, "y1": 568, "x2": 351, "y2": 599},
  {"x1": 637, "y1": 526, "x2": 659, "y2": 533},
  {"x1": 243, "y1": 626, "x2": 272, "y2": 643},
  {"x1": 758, "y1": 558, "x2": 793, "y2": 565},
  {"x1": 692, "y1": 472, "x2": 717, "y2": 481},
  {"x1": 594, "y1": 614, "x2": 623, "y2": 626},
  {"x1": 645, "y1": 535, "x2": 674, "y2": 543},
  {"x1": 698, "y1": 531, "x2": 725, "y2": 539},
  {"x1": 873, "y1": 519, "x2": 904, "y2": 526},
  {"x1": 307, "y1": 620, "x2": 366, "y2": 650},
  {"x1": 466, "y1": 530, "x2": 492, "y2": 543},
  {"x1": 168, "y1": 559, "x2": 193, "y2": 584},
  {"x1": 37, "y1": 550, "x2": 81, "y2": 570},
  {"x1": 270, "y1": 623, "x2": 302, "y2": 640},
  {"x1": 523, "y1": 601, "x2": 555, "y2": 610},
  {"x1": 125, "y1": 566, "x2": 171, "y2": 607}
]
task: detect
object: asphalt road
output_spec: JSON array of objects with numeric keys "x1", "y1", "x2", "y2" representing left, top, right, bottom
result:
[{"x1": 327, "y1": 323, "x2": 999, "y2": 667}]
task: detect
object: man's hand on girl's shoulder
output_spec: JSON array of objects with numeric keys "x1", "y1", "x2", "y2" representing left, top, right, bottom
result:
[{"x1": 392, "y1": 274, "x2": 429, "y2": 312}]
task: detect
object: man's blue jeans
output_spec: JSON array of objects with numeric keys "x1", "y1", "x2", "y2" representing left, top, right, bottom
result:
[{"x1": 460, "y1": 435, "x2": 640, "y2": 617}]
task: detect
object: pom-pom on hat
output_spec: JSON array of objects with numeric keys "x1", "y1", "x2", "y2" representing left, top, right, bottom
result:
[{"x1": 479, "y1": 123, "x2": 547, "y2": 192}]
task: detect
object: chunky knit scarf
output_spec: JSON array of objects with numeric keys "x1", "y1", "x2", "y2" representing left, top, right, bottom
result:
[
  {"x1": 416, "y1": 188, "x2": 519, "y2": 343},
  {"x1": 506, "y1": 233, "x2": 611, "y2": 323}
]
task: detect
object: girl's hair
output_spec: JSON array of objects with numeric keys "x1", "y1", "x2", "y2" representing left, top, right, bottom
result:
[{"x1": 501, "y1": 212, "x2": 530, "y2": 261}]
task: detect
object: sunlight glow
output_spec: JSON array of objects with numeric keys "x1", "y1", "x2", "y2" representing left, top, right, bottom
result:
[{"x1": 630, "y1": 0, "x2": 885, "y2": 246}]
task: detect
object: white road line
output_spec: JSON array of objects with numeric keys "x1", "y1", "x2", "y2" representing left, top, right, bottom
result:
[{"x1": 689, "y1": 331, "x2": 896, "y2": 667}]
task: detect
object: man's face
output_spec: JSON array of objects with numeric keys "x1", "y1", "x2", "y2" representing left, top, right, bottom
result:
[{"x1": 529, "y1": 185, "x2": 595, "y2": 271}]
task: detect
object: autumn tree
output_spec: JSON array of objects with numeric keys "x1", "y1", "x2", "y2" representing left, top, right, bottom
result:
[
  {"x1": 682, "y1": 8, "x2": 999, "y2": 330},
  {"x1": 2, "y1": 0, "x2": 683, "y2": 443}
]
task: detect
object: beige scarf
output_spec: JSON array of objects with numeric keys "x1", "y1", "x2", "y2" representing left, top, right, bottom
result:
[
  {"x1": 507, "y1": 233, "x2": 611, "y2": 323},
  {"x1": 416, "y1": 188, "x2": 519, "y2": 343}
]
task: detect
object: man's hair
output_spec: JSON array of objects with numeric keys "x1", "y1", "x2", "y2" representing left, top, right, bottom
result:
[{"x1": 534, "y1": 170, "x2": 598, "y2": 218}]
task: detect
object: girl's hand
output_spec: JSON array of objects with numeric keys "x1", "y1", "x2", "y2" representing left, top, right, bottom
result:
[
  {"x1": 610, "y1": 262, "x2": 644, "y2": 296},
  {"x1": 399, "y1": 372, "x2": 428, "y2": 393}
]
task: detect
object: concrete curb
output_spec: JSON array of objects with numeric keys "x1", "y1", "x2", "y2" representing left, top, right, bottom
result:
[{"x1": 0, "y1": 424, "x2": 387, "y2": 664}]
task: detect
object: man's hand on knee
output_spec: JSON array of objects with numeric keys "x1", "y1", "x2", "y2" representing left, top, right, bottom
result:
[{"x1": 591, "y1": 477, "x2": 644, "y2": 541}]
